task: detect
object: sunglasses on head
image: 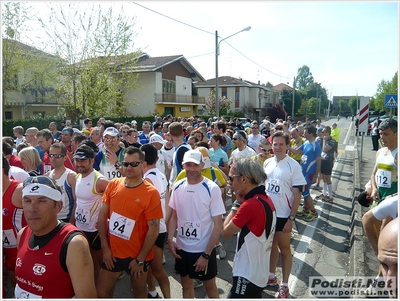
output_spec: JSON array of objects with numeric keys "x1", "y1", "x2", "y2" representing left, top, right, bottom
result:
[
  {"x1": 121, "y1": 161, "x2": 142, "y2": 168},
  {"x1": 49, "y1": 154, "x2": 65, "y2": 158},
  {"x1": 23, "y1": 176, "x2": 59, "y2": 190},
  {"x1": 275, "y1": 127, "x2": 283, "y2": 130}
]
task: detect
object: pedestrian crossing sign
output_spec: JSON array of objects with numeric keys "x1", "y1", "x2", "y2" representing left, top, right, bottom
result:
[{"x1": 384, "y1": 94, "x2": 398, "y2": 108}]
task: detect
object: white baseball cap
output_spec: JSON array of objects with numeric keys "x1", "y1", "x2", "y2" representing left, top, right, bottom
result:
[
  {"x1": 182, "y1": 150, "x2": 203, "y2": 165},
  {"x1": 149, "y1": 134, "x2": 167, "y2": 145},
  {"x1": 103, "y1": 127, "x2": 119, "y2": 138}
]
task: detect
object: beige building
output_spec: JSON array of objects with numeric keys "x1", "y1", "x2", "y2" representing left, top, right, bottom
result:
[{"x1": 194, "y1": 76, "x2": 280, "y2": 120}]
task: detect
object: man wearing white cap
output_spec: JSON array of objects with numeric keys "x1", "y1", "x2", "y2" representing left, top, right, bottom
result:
[
  {"x1": 167, "y1": 150, "x2": 225, "y2": 298},
  {"x1": 15, "y1": 176, "x2": 96, "y2": 298},
  {"x1": 94, "y1": 127, "x2": 125, "y2": 180},
  {"x1": 149, "y1": 133, "x2": 168, "y2": 177}
]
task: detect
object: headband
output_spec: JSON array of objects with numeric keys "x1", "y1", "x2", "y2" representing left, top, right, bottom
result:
[
  {"x1": 22, "y1": 184, "x2": 62, "y2": 202},
  {"x1": 233, "y1": 132, "x2": 247, "y2": 143}
]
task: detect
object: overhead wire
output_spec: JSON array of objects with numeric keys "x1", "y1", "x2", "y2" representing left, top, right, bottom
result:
[{"x1": 132, "y1": 1, "x2": 292, "y2": 81}]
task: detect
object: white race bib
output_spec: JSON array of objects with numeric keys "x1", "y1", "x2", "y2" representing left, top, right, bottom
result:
[
  {"x1": 15, "y1": 284, "x2": 42, "y2": 299},
  {"x1": 2, "y1": 229, "x2": 17, "y2": 248},
  {"x1": 109, "y1": 212, "x2": 135, "y2": 240},
  {"x1": 44, "y1": 164, "x2": 52, "y2": 174},
  {"x1": 177, "y1": 220, "x2": 202, "y2": 242},
  {"x1": 75, "y1": 209, "x2": 89, "y2": 227},
  {"x1": 376, "y1": 169, "x2": 392, "y2": 188},
  {"x1": 266, "y1": 179, "x2": 282, "y2": 196}
]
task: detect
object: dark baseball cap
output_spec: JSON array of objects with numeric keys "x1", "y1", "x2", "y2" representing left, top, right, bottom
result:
[{"x1": 73, "y1": 148, "x2": 94, "y2": 160}]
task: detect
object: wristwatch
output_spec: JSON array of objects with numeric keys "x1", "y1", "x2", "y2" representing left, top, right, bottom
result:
[
  {"x1": 288, "y1": 215, "x2": 295, "y2": 221},
  {"x1": 135, "y1": 258, "x2": 144, "y2": 266},
  {"x1": 201, "y1": 252, "x2": 210, "y2": 260},
  {"x1": 114, "y1": 161, "x2": 122, "y2": 170}
]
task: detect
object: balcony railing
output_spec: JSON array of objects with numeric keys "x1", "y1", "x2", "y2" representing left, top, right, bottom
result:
[{"x1": 155, "y1": 93, "x2": 205, "y2": 104}]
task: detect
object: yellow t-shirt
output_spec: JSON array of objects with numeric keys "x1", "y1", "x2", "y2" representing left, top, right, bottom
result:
[
  {"x1": 331, "y1": 128, "x2": 340, "y2": 142},
  {"x1": 175, "y1": 167, "x2": 226, "y2": 187},
  {"x1": 290, "y1": 137, "x2": 305, "y2": 162}
]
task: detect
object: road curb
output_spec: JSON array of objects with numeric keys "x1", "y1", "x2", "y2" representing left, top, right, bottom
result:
[{"x1": 348, "y1": 135, "x2": 366, "y2": 278}]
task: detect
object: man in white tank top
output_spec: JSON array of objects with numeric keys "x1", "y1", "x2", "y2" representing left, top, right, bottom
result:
[
  {"x1": 141, "y1": 144, "x2": 171, "y2": 298},
  {"x1": 73, "y1": 144, "x2": 109, "y2": 284},
  {"x1": 45, "y1": 143, "x2": 76, "y2": 223}
]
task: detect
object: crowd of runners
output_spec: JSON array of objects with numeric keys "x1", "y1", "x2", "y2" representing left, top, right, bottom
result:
[{"x1": 2, "y1": 113, "x2": 397, "y2": 298}]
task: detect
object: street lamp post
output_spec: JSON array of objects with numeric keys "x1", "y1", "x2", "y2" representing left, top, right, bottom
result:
[
  {"x1": 292, "y1": 76, "x2": 295, "y2": 118},
  {"x1": 215, "y1": 26, "x2": 251, "y2": 118}
]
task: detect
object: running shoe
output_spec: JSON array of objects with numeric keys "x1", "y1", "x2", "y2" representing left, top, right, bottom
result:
[
  {"x1": 193, "y1": 279, "x2": 203, "y2": 288},
  {"x1": 147, "y1": 292, "x2": 161, "y2": 298},
  {"x1": 216, "y1": 243, "x2": 227, "y2": 259},
  {"x1": 322, "y1": 197, "x2": 334, "y2": 203},
  {"x1": 315, "y1": 193, "x2": 327, "y2": 200},
  {"x1": 310, "y1": 184, "x2": 320, "y2": 190},
  {"x1": 304, "y1": 211, "x2": 318, "y2": 222},
  {"x1": 275, "y1": 285, "x2": 289, "y2": 299},
  {"x1": 296, "y1": 208, "x2": 309, "y2": 217},
  {"x1": 266, "y1": 276, "x2": 279, "y2": 287}
]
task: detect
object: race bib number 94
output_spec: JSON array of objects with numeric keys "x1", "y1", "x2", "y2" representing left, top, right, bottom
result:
[
  {"x1": 109, "y1": 212, "x2": 135, "y2": 240},
  {"x1": 177, "y1": 220, "x2": 201, "y2": 241}
]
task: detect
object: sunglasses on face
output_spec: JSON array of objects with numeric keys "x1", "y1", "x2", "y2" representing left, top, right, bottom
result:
[
  {"x1": 49, "y1": 154, "x2": 65, "y2": 158},
  {"x1": 260, "y1": 147, "x2": 271, "y2": 152},
  {"x1": 251, "y1": 127, "x2": 258, "y2": 129},
  {"x1": 232, "y1": 138, "x2": 239, "y2": 141},
  {"x1": 23, "y1": 176, "x2": 59, "y2": 190},
  {"x1": 121, "y1": 161, "x2": 142, "y2": 168},
  {"x1": 228, "y1": 174, "x2": 242, "y2": 182},
  {"x1": 275, "y1": 127, "x2": 283, "y2": 130},
  {"x1": 104, "y1": 137, "x2": 118, "y2": 142}
]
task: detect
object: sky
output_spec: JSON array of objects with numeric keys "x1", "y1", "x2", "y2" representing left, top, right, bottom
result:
[{"x1": 21, "y1": 1, "x2": 400, "y2": 98}]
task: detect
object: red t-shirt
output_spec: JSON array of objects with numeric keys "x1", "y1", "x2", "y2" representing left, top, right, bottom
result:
[{"x1": 8, "y1": 154, "x2": 24, "y2": 169}]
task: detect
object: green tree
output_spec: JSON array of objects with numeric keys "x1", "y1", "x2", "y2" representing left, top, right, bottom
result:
[
  {"x1": 39, "y1": 3, "x2": 141, "y2": 122},
  {"x1": 2, "y1": 2, "x2": 61, "y2": 108},
  {"x1": 338, "y1": 99, "x2": 350, "y2": 114},
  {"x1": 372, "y1": 72, "x2": 398, "y2": 112},
  {"x1": 349, "y1": 96, "x2": 359, "y2": 115},
  {"x1": 279, "y1": 88, "x2": 303, "y2": 116},
  {"x1": 296, "y1": 65, "x2": 314, "y2": 90},
  {"x1": 263, "y1": 81, "x2": 274, "y2": 88}
]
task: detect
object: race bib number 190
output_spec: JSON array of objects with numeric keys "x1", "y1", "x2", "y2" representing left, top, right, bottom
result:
[{"x1": 109, "y1": 212, "x2": 135, "y2": 240}]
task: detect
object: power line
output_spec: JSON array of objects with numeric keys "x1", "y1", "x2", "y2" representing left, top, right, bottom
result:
[
  {"x1": 132, "y1": 2, "x2": 214, "y2": 36},
  {"x1": 132, "y1": 1, "x2": 292, "y2": 81}
]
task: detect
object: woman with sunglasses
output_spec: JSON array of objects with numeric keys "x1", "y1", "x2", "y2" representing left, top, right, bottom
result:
[{"x1": 253, "y1": 139, "x2": 272, "y2": 166}]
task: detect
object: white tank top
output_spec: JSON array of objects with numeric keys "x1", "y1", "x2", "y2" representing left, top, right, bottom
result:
[
  {"x1": 48, "y1": 168, "x2": 75, "y2": 221},
  {"x1": 75, "y1": 170, "x2": 103, "y2": 232},
  {"x1": 144, "y1": 168, "x2": 167, "y2": 233}
]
